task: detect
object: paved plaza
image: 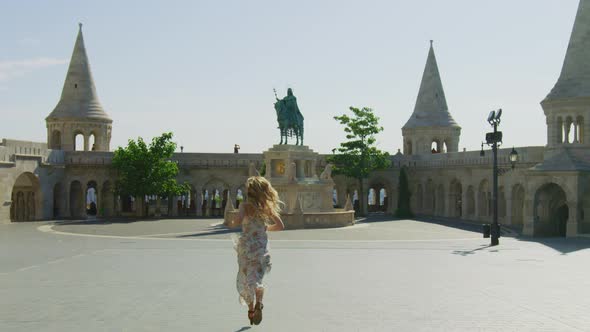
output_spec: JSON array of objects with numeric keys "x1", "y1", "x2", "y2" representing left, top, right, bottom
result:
[{"x1": 1, "y1": 216, "x2": 590, "y2": 332}]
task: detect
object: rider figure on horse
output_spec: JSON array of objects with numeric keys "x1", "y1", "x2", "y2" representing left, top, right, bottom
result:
[{"x1": 274, "y1": 88, "x2": 304, "y2": 145}]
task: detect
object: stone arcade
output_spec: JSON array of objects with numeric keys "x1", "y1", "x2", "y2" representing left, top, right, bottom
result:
[{"x1": 1, "y1": 1, "x2": 590, "y2": 237}]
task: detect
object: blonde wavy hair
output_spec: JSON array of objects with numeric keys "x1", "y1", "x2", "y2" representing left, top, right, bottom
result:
[{"x1": 245, "y1": 176, "x2": 283, "y2": 219}]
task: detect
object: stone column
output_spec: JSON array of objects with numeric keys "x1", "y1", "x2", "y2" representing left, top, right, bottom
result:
[
  {"x1": 546, "y1": 117, "x2": 554, "y2": 147},
  {"x1": 474, "y1": 191, "x2": 480, "y2": 222},
  {"x1": 296, "y1": 160, "x2": 304, "y2": 178},
  {"x1": 63, "y1": 183, "x2": 71, "y2": 218},
  {"x1": 196, "y1": 189, "x2": 203, "y2": 217},
  {"x1": 95, "y1": 183, "x2": 102, "y2": 217},
  {"x1": 566, "y1": 201, "x2": 579, "y2": 237},
  {"x1": 461, "y1": 189, "x2": 468, "y2": 220},
  {"x1": 83, "y1": 134, "x2": 89, "y2": 152},
  {"x1": 80, "y1": 188, "x2": 87, "y2": 219},
  {"x1": 522, "y1": 197, "x2": 535, "y2": 236},
  {"x1": 171, "y1": 196, "x2": 179, "y2": 217},
  {"x1": 505, "y1": 189, "x2": 513, "y2": 226},
  {"x1": 311, "y1": 160, "x2": 318, "y2": 178}
]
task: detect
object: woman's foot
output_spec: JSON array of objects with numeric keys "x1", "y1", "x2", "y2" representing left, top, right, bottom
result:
[
  {"x1": 247, "y1": 309, "x2": 255, "y2": 325},
  {"x1": 252, "y1": 302, "x2": 264, "y2": 325}
]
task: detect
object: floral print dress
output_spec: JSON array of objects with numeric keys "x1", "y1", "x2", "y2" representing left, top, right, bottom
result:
[{"x1": 233, "y1": 212, "x2": 272, "y2": 305}]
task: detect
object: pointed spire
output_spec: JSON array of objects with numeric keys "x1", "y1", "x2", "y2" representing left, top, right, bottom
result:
[
  {"x1": 403, "y1": 41, "x2": 459, "y2": 129},
  {"x1": 46, "y1": 24, "x2": 111, "y2": 121},
  {"x1": 544, "y1": 0, "x2": 590, "y2": 101}
]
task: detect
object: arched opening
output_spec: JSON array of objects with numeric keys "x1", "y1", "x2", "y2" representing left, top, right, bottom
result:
[
  {"x1": 511, "y1": 184, "x2": 525, "y2": 228},
  {"x1": 74, "y1": 132, "x2": 84, "y2": 151},
  {"x1": 333, "y1": 189, "x2": 339, "y2": 208},
  {"x1": 212, "y1": 189, "x2": 221, "y2": 216},
  {"x1": 368, "y1": 188, "x2": 377, "y2": 212},
  {"x1": 557, "y1": 117, "x2": 563, "y2": 144},
  {"x1": 449, "y1": 180, "x2": 462, "y2": 218},
  {"x1": 88, "y1": 133, "x2": 96, "y2": 151},
  {"x1": 51, "y1": 130, "x2": 62, "y2": 150},
  {"x1": 353, "y1": 190, "x2": 359, "y2": 212},
  {"x1": 86, "y1": 181, "x2": 98, "y2": 217},
  {"x1": 534, "y1": 183, "x2": 568, "y2": 237},
  {"x1": 101, "y1": 181, "x2": 114, "y2": 217},
  {"x1": 405, "y1": 140, "x2": 413, "y2": 155},
  {"x1": 431, "y1": 140, "x2": 440, "y2": 154},
  {"x1": 122, "y1": 195, "x2": 135, "y2": 213},
  {"x1": 566, "y1": 116, "x2": 574, "y2": 144},
  {"x1": 236, "y1": 189, "x2": 244, "y2": 208},
  {"x1": 69, "y1": 180, "x2": 84, "y2": 218},
  {"x1": 443, "y1": 139, "x2": 450, "y2": 153},
  {"x1": 467, "y1": 186, "x2": 475, "y2": 218},
  {"x1": 10, "y1": 172, "x2": 41, "y2": 222},
  {"x1": 53, "y1": 183, "x2": 62, "y2": 219},
  {"x1": 478, "y1": 179, "x2": 490, "y2": 219},
  {"x1": 379, "y1": 188, "x2": 387, "y2": 212}
]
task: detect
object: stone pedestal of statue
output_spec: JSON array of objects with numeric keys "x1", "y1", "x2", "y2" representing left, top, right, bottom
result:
[{"x1": 262, "y1": 144, "x2": 354, "y2": 229}]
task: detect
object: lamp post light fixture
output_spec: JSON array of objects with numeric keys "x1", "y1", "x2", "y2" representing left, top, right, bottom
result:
[{"x1": 481, "y1": 109, "x2": 518, "y2": 246}]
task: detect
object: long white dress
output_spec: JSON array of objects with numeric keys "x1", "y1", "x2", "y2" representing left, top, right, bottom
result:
[{"x1": 233, "y1": 211, "x2": 272, "y2": 305}]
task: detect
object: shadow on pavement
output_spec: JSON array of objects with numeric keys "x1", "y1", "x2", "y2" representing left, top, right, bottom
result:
[
  {"x1": 176, "y1": 224, "x2": 240, "y2": 238},
  {"x1": 452, "y1": 244, "x2": 492, "y2": 256},
  {"x1": 514, "y1": 236, "x2": 590, "y2": 255}
]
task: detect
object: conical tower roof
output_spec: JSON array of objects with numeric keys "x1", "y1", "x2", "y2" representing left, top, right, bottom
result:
[
  {"x1": 544, "y1": 0, "x2": 590, "y2": 101},
  {"x1": 403, "y1": 41, "x2": 459, "y2": 129},
  {"x1": 46, "y1": 24, "x2": 111, "y2": 122}
]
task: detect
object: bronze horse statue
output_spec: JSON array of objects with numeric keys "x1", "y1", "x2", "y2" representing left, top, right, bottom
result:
[{"x1": 274, "y1": 88, "x2": 304, "y2": 145}]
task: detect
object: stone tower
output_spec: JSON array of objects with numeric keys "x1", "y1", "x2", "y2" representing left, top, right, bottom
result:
[
  {"x1": 45, "y1": 24, "x2": 112, "y2": 152},
  {"x1": 541, "y1": 0, "x2": 590, "y2": 151},
  {"x1": 402, "y1": 41, "x2": 461, "y2": 155}
]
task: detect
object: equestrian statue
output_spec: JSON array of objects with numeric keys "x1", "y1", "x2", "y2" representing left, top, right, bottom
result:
[{"x1": 274, "y1": 88, "x2": 304, "y2": 145}]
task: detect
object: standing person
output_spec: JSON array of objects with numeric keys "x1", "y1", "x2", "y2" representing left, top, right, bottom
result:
[{"x1": 227, "y1": 176, "x2": 285, "y2": 325}]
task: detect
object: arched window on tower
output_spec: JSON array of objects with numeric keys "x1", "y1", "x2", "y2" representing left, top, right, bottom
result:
[
  {"x1": 51, "y1": 130, "x2": 62, "y2": 150},
  {"x1": 89, "y1": 133, "x2": 96, "y2": 151},
  {"x1": 566, "y1": 116, "x2": 574, "y2": 144},
  {"x1": 405, "y1": 140, "x2": 413, "y2": 155},
  {"x1": 431, "y1": 140, "x2": 441, "y2": 154},
  {"x1": 557, "y1": 117, "x2": 563, "y2": 144},
  {"x1": 74, "y1": 133, "x2": 84, "y2": 151}
]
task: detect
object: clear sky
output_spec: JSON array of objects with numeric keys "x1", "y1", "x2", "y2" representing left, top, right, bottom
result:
[{"x1": 0, "y1": 0, "x2": 580, "y2": 154}]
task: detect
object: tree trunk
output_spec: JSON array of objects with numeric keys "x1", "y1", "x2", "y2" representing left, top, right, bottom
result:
[{"x1": 358, "y1": 177, "x2": 366, "y2": 217}]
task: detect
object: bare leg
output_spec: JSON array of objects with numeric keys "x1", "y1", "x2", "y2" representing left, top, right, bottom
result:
[{"x1": 255, "y1": 287, "x2": 264, "y2": 305}]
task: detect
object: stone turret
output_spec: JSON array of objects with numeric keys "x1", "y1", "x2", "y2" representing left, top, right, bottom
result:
[
  {"x1": 402, "y1": 41, "x2": 461, "y2": 155},
  {"x1": 45, "y1": 23, "x2": 112, "y2": 152},
  {"x1": 541, "y1": 0, "x2": 590, "y2": 149}
]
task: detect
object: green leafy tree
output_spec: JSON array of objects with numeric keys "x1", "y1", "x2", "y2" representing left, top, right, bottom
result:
[
  {"x1": 112, "y1": 132, "x2": 189, "y2": 215},
  {"x1": 328, "y1": 106, "x2": 391, "y2": 215},
  {"x1": 395, "y1": 167, "x2": 413, "y2": 218}
]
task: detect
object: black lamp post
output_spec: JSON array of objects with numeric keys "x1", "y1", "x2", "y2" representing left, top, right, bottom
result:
[{"x1": 481, "y1": 109, "x2": 518, "y2": 246}]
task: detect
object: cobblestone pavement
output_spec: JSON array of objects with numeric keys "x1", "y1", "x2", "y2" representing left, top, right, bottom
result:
[{"x1": 1, "y1": 216, "x2": 590, "y2": 332}]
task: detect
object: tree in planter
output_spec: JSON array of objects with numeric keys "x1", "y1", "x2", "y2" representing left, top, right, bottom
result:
[
  {"x1": 328, "y1": 106, "x2": 391, "y2": 216},
  {"x1": 112, "y1": 132, "x2": 189, "y2": 216},
  {"x1": 395, "y1": 167, "x2": 414, "y2": 218}
]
